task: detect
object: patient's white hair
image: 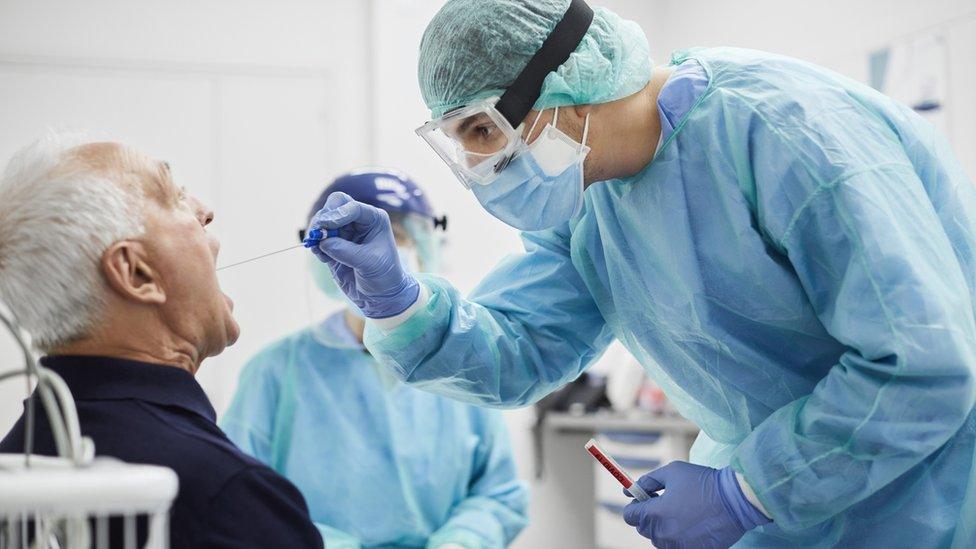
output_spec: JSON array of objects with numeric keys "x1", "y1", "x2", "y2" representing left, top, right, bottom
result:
[{"x1": 0, "y1": 132, "x2": 145, "y2": 351}]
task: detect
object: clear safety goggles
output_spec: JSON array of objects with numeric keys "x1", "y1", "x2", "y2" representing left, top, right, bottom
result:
[
  {"x1": 398, "y1": 212, "x2": 442, "y2": 273},
  {"x1": 415, "y1": 97, "x2": 525, "y2": 189}
]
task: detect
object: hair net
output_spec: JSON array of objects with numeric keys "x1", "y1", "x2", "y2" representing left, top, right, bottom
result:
[{"x1": 418, "y1": 0, "x2": 653, "y2": 119}]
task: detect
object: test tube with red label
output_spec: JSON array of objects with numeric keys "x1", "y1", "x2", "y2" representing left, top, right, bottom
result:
[{"x1": 585, "y1": 438, "x2": 651, "y2": 501}]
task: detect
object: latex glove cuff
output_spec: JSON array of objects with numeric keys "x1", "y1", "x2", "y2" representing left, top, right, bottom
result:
[
  {"x1": 718, "y1": 466, "x2": 772, "y2": 531},
  {"x1": 360, "y1": 275, "x2": 421, "y2": 319}
]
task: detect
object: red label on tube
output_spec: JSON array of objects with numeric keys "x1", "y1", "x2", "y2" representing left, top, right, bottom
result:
[{"x1": 586, "y1": 439, "x2": 634, "y2": 489}]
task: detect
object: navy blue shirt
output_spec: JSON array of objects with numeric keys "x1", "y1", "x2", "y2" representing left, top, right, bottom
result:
[{"x1": 0, "y1": 355, "x2": 323, "y2": 548}]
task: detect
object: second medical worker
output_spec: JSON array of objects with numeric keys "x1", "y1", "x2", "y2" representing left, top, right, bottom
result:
[
  {"x1": 307, "y1": 0, "x2": 976, "y2": 547},
  {"x1": 223, "y1": 170, "x2": 528, "y2": 549}
]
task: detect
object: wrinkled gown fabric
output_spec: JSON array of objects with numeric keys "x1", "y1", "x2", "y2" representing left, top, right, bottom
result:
[{"x1": 366, "y1": 48, "x2": 976, "y2": 547}]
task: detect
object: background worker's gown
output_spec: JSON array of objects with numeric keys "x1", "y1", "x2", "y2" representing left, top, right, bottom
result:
[
  {"x1": 221, "y1": 312, "x2": 528, "y2": 549},
  {"x1": 366, "y1": 48, "x2": 976, "y2": 547}
]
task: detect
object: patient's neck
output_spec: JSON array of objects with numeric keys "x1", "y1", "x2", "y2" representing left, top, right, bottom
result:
[{"x1": 53, "y1": 311, "x2": 200, "y2": 375}]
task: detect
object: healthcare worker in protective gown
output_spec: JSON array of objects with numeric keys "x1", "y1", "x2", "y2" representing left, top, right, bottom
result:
[
  {"x1": 306, "y1": 1, "x2": 976, "y2": 547},
  {"x1": 223, "y1": 170, "x2": 529, "y2": 549}
]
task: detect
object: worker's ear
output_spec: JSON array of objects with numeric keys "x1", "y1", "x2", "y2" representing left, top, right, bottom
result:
[
  {"x1": 569, "y1": 105, "x2": 594, "y2": 144},
  {"x1": 572, "y1": 104, "x2": 593, "y2": 119},
  {"x1": 101, "y1": 241, "x2": 166, "y2": 305}
]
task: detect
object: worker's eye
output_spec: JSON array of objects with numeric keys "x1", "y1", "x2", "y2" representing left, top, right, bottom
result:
[{"x1": 475, "y1": 124, "x2": 494, "y2": 141}]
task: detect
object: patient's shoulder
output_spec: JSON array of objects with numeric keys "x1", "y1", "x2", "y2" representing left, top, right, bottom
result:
[
  {"x1": 120, "y1": 402, "x2": 266, "y2": 489},
  {"x1": 203, "y1": 464, "x2": 322, "y2": 547}
]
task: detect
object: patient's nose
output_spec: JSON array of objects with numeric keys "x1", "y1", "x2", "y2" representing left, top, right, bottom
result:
[{"x1": 187, "y1": 195, "x2": 214, "y2": 227}]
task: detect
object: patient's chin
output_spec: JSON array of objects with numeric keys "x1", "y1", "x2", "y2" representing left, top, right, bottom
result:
[
  {"x1": 203, "y1": 319, "x2": 240, "y2": 360},
  {"x1": 206, "y1": 298, "x2": 240, "y2": 356},
  {"x1": 220, "y1": 301, "x2": 241, "y2": 348},
  {"x1": 226, "y1": 318, "x2": 241, "y2": 346}
]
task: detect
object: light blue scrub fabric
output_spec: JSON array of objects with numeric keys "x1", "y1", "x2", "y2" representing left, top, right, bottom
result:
[
  {"x1": 367, "y1": 48, "x2": 976, "y2": 547},
  {"x1": 221, "y1": 311, "x2": 529, "y2": 548}
]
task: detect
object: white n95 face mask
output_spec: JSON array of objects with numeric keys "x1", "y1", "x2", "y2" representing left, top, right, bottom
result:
[{"x1": 471, "y1": 107, "x2": 591, "y2": 232}]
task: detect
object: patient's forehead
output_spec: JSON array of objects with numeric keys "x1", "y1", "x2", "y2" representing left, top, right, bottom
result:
[{"x1": 64, "y1": 142, "x2": 179, "y2": 205}]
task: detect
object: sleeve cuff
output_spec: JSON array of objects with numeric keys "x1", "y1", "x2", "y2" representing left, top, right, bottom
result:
[
  {"x1": 369, "y1": 283, "x2": 429, "y2": 332},
  {"x1": 426, "y1": 526, "x2": 486, "y2": 549},
  {"x1": 736, "y1": 472, "x2": 771, "y2": 519}
]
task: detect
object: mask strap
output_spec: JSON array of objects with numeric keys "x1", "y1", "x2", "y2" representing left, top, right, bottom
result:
[
  {"x1": 552, "y1": 106, "x2": 560, "y2": 129},
  {"x1": 525, "y1": 109, "x2": 547, "y2": 145},
  {"x1": 580, "y1": 112, "x2": 591, "y2": 151}
]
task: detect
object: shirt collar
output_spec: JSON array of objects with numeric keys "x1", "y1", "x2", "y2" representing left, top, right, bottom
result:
[
  {"x1": 310, "y1": 310, "x2": 366, "y2": 351},
  {"x1": 39, "y1": 355, "x2": 217, "y2": 422}
]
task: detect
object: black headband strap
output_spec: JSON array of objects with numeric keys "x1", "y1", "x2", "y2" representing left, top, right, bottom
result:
[{"x1": 495, "y1": 0, "x2": 594, "y2": 128}]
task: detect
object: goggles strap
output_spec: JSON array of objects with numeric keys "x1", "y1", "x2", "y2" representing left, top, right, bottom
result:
[{"x1": 495, "y1": 0, "x2": 594, "y2": 128}]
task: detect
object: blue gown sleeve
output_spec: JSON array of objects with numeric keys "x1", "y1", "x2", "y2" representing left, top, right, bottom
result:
[
  {"x1": 731, "y1": 105, "x2": 976, "y2": 531},
  {"x1": 365, "y1": 226, "x2": 614, "y2": 408},
  {"x1": 427, "y1": 411, "x2": 529, "y2": 548},
  {"x1": 220, "y1": 348, "x2": 282, "y2": 463}
]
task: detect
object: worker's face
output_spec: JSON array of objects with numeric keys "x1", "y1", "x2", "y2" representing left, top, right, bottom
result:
[
  {"x1": 518, "y1": 105, "x2": 599, "y2": 184},
  {"x1": 137, "y1": 154, "x2": 240, "y2": 360},
  {"x1": 445, "y1": 111, "x2": 512, "y2": 161},
  {"x1": 441, "y1": 104, "x2": 594, "y2": 177}
]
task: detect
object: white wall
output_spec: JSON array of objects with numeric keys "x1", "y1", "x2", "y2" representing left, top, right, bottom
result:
[{"x1": 636, "y1": 0, "x2": 976, "y2": 178}]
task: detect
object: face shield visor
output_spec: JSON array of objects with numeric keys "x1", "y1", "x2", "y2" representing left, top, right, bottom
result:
[
  {"x1": 416, "y1": 0, "x2": 594, "y2": 189},
  {"x1": 416, "y1": 98, "x2": 523, "y2": 189},
  {"x1": 390, "y1": 212, "x2": 442, "y2": 272}
]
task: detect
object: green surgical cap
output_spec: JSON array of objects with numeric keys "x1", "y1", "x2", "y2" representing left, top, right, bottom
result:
[{"x1": 418, "y1": 0, "x2": 653, "y2": 119}]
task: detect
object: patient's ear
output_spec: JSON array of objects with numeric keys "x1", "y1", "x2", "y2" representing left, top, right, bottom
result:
[{"x1": 101, "y1": 241, "x2": 166, "y2": 304}]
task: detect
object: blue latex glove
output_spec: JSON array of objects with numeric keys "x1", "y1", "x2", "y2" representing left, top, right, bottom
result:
[
  {"x1": 307, "y1": 192, "x2": 420, "y2": 319},
  {"x1": 622, "y1": 462, "x2": 770, "y2": 549}
]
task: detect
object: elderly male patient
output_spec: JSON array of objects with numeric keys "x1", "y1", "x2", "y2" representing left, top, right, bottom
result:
[{"x1": 0, "y1": 135, "x2": 323, "y2": 548}]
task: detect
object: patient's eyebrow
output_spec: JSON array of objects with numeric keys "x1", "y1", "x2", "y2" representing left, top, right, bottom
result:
[{"x1": 152, "y1": 160, "x2": 181, "y2": 204}]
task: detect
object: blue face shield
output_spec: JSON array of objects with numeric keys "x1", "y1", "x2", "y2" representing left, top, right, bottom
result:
[{"x1": 471, "y1": 107, "x2": 591, "y2": 231}]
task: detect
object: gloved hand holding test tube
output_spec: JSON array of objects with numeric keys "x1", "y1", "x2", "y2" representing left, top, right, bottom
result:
[{"x1": 585, "y1": 438, "x2": 652, "y2": 501}]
